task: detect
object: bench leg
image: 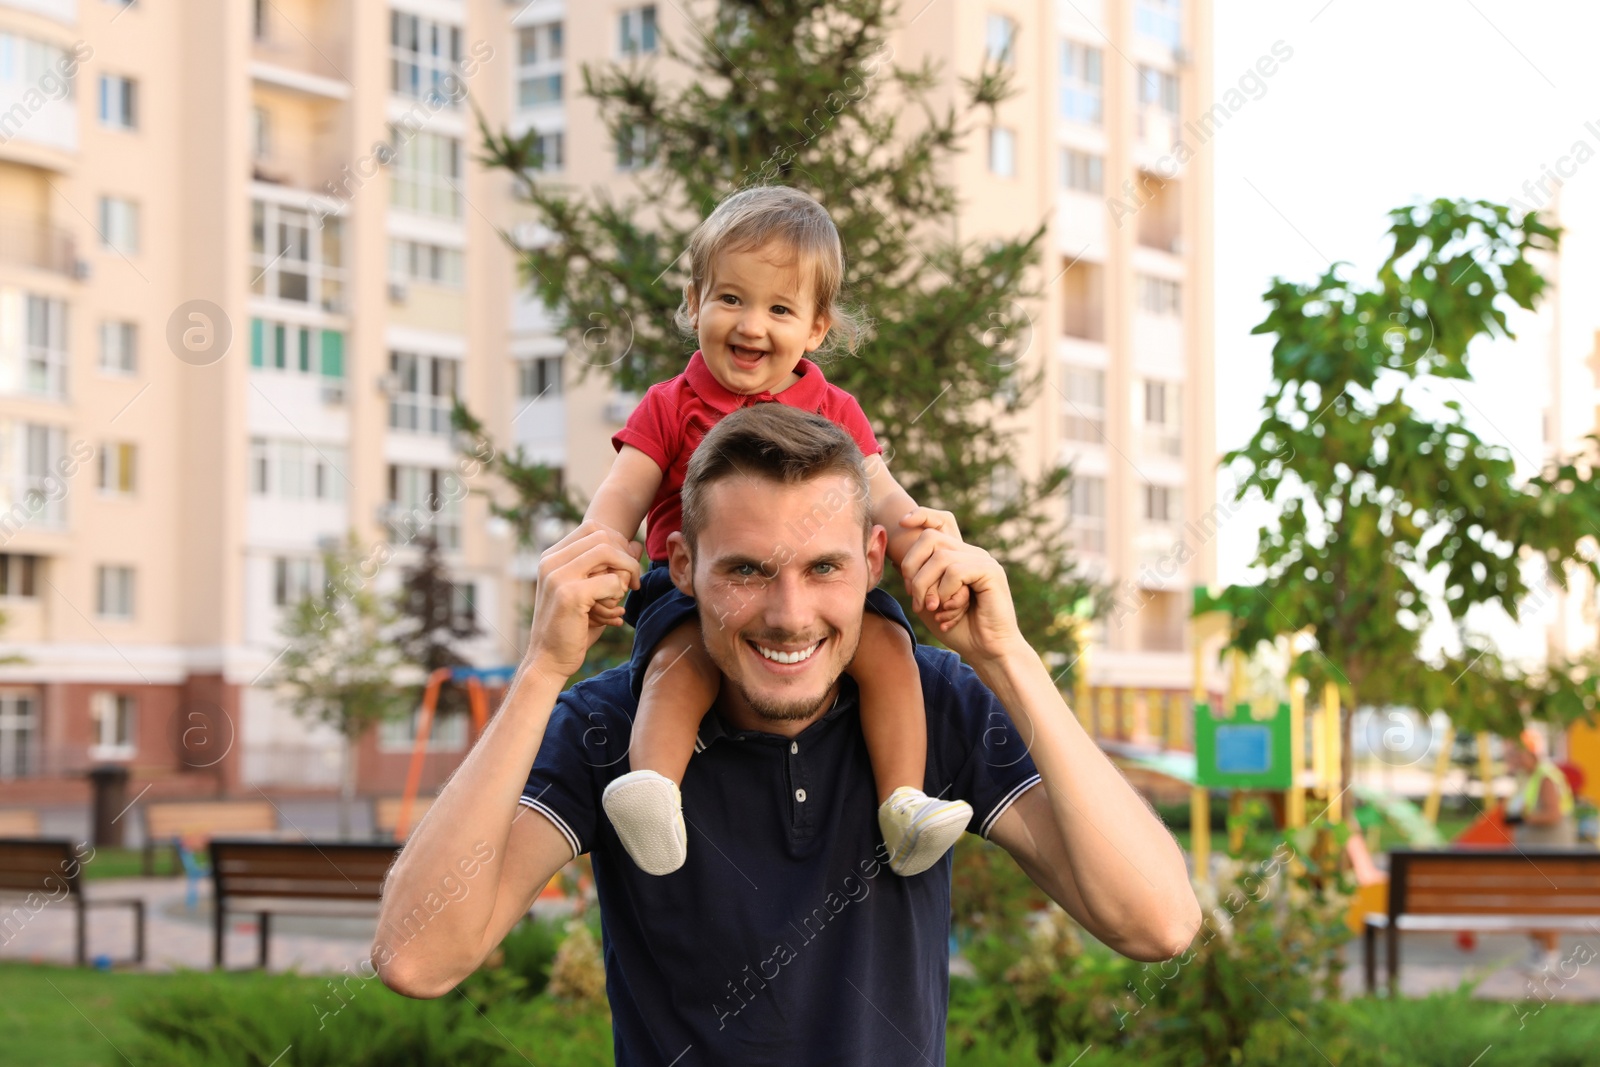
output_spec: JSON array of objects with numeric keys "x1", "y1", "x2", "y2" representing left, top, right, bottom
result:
[
  {"x1": 214, "y1": 901, "x2": 226, "y2": 969},
  {"x1": 1386, "y1": 922, "x2": 1400, "y2": 997},
  {"x1": 258, "y1": 911, "x2": 271, "y2": 970},
  {"x1": 132, "y1": 901, "x2": 145, "y2": 965},
  {"x1": 75, "y1": 899, "x2": 86, "y2": 968},
  {"x1": 1363, "y1": 923, "x2": 1377, "y2": 995}
]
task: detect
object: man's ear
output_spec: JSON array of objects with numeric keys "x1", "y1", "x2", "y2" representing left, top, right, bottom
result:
[
  {"x1": 666, "y1": 531, "x2": 695, "y2": 596},
  {"x1": 865, "y1": 523, "x2": 887, "y2": 588}
]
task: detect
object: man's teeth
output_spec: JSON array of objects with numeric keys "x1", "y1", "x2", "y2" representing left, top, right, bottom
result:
[{"x1": 755, "y1": 641, "x2": 820, "y2": 665}]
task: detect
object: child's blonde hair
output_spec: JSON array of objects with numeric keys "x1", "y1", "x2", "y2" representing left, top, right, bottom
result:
[{"x1": 675, "y1": 186, "x2": 865, "y2": 355}]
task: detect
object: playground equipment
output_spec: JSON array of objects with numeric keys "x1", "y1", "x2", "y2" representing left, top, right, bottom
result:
[{"x1": 395, "y1": 665, "x2": 518, "y2": 839}]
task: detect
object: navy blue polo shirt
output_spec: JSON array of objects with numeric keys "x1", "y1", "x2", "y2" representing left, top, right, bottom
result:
[{"x1": 519, "y1": 644, "x2": 1042, "y2": 1067}]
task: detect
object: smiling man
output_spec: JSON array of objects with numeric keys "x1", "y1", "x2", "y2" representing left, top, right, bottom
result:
[{"x1": 374, "y1": 405, "x2": 1200, "y2": 1066}]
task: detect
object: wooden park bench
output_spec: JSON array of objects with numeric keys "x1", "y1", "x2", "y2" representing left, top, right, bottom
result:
[
  {"x1": 142, "y1": 800, "x2": 279, "y2": 876},
  {"x1": 0, "y1": 838, "x2": 145, "y2": 966},
  {"x1": 372, "y1": 795, "x2": 436, "y2": 841},
  {"x1": 1364, "y1": 848, "x2": 1600, "y2": 994},
  {"x1": 209, "y1": 839, "x2": 400, "y2": 969},
  {"x1": 0, "y1": 809, "x2": 40, "y2": 837}
]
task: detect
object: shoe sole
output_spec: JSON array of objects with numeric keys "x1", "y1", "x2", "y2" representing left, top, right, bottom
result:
[
  {"x1": 889, "y1": 800, "x2": 973, "y2": 877},
  {"x1": 602, "y1": 775, "x2": 688, "y2": 876}
]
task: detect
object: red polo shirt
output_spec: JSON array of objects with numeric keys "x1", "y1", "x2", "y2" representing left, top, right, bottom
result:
[{"x1": 613, "y1": 350, "x2": 882, "y2": 561}]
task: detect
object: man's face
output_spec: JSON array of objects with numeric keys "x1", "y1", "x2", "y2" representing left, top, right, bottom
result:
[{"x1": 668, "y1": 472, "x2": 885, "y2": 728}]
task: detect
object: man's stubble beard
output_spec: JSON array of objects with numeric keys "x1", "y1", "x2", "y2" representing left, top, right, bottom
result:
[{"x1": 696, "y1": 591, "x2": 862, "y2": 724}]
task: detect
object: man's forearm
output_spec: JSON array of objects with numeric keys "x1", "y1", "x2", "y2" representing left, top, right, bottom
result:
[
  {"x1": 375, "y1": 661, "x2": 567, "y2": 989},
  {"x1": 974, "y1": 644, "x2": 1199, "y2": 958}
]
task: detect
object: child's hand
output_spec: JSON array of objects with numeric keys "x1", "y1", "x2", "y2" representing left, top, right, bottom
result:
[
  {"x1": 898, "y1": 508, "x2": 970, "y2": 623},
  {"x1": 588, "y1": 595, "x2": 628, "y2": 629}
]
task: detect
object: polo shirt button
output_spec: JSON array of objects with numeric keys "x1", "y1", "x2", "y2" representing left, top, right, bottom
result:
[
  {"x1": 795, "y1": 788, "x2": 807, "y2": 802},
  {"x1": 790, "y1": 742, "x2": 798, "y2": 755}
]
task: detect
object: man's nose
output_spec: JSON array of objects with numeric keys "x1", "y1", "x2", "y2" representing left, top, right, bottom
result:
[{"x1": 760, "y1": 569, "x2": 811, "y2": 636}]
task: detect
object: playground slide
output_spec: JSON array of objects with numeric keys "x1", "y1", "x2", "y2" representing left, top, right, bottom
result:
[{"x1": 1351, "y1": 783, "x2": 1445, "y2": 848}]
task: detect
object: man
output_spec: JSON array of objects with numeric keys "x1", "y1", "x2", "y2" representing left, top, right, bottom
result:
[
  {"x1": 375, "y1": 405, "x2": 1199, "y2": 1064},
  {"x1": 1504, "y1": 731, "x2": 1579, "y2": 973}
]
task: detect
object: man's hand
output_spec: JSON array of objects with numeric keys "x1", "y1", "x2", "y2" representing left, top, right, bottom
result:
[
  {"x1": 899, "y1": 523, "x2": 1027, "y2": 667},
  {"x1": 897, "y1": 508, "x2": 971, "y2": 628},
  {"x1": 526, "y1": 522, "x2": 642, "y2": 684}
]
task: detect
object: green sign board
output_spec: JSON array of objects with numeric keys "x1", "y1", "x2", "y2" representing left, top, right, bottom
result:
[{"x1": 1193, "y1": 700, "x2": 1292, "y2": 789}]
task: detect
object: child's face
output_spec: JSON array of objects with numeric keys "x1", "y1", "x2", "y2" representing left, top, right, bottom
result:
[{"x1": 686, "y1": 243, "x2": 832, "y2": 395}]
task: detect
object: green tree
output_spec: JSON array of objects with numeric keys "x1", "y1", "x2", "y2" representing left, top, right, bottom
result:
[
  {"x1": 463, "y1": 0, "x2": 1095, "y2": 671},
  {"x1": 273, "y1": 535, "x2": 411, "y2": 836},
  {"x1": 394, "y1": 533, "x2": 484, "y2": 719},
  {"x1": 1203, "y1": 199, "x2": 1600, "y2": 793}
]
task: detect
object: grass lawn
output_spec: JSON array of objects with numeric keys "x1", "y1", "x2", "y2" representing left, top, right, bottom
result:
[
  {"x1": 1, "y1": 963, "x2": 191, "y2": 1066},
  {"x1": 82, "y1": 847, "x2": 181, "y2": 882}
]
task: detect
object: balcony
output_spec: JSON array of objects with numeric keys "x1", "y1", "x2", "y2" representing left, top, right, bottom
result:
[
  {"x1": 0, "y1": 215, "x2": 78, "y2": 276},
  {"x1": 251, "y1": 6, "x2": 351, "y2": 101},
  {"x1": 2, "y1": 0, "x2": 77, "y2": 22}
]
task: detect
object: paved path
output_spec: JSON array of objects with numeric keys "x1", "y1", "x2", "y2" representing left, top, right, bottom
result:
[{"x1": 1339, "y1": 929, "x2": 1600, "y2": 1001}]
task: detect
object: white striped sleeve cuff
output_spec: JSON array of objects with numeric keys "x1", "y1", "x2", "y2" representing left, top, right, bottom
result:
[
  {"x1": 979, "y1": 774, "x2": 1041, "y2": 839},
  {"x1": 518, "y1": 795, "x2": 582, "y2": 860}
]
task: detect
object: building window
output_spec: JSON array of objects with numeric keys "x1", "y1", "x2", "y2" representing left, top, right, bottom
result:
[
  {"x1": 988, "y1": 127, "x2": 1017, "y2": 177},
  {"x1": 1142, "y1": 380, "x2": 1183, "y2": 457},
  {"x1": 273, "y1": 555, "x2": 321, "y2": 607},
  {"x1": 615, "y1": 123, "x2": 654, "y2": 171},
  {"x1": 0, "y1": 692, "x2": 36, "y2": 779},
  {"x1": 100, "y1": 320, "x2": 138, "y2": 374},
  {"x1": 1061, "y1": 148, "x2": 1103, "y2": 194},
  {"x1": 98, "y1": 442, "x2": 136, "y2": 496},
  {"x1": 389, "y1": 240, "x2": 464, "y2": 287},
  {"x1": 1068, "y1": 476, "x2": 1106, "y2": 553},
  {"x1": 252, "y1": 0, "x2": 268, "y2": 40},
  {"x1": 1059, "y1": 40, "x2": 1102, "y2": 124},
  {"x1": 1143, "y1": 484, "x2": 1181, "y2": 523},
  {"x1": 1136, "y1": 0, "x2": 1182, "y2": 48},
  {"x1": 0, "y1": 554, "x2": 38, "y2": 598},
  {"x1": 250, "y1": 201, "x2": 345, "y2": 311},
  {"x1": 1137, "y1": 274, "x2": 1181, "y2": 316},
  {"x1": 249, "y1": 318, "x2": 345, "y2": 378},
  {"x1": 90, "y1": 692, "x2": 135, "y2": 759},
  {"x1": 518, "y1": 21, "x2": 563, "y2": 108},
  {"x1": 529, "y1": 130, "x2": 564, "y2": 172},
  {"x1": 19, "y1": 294, "x2": 69, "y2": 399},
  {"x1": 388, "y1": 465, "x2": 462, "y2": 551},
  {"x1": 389, "y1": 351, "x2": 461, "y2": 437},
  {"x1": 7, "y1": 423, "x2": 69, "y2": 529},
  {"x1": 619, "y1": 6, "x2": 658, "y2": 56},
  {"x1": 98, "y1": 75, "x2": 137, "y2": 129},
  {"x1": 452, "y1": 581, "x2": 476, "y2": 628},
  {"x1": 391, "y1": 11, "x2": 463, "y2": 107},
  {"x1": 1061, "y1": 364, "x2": 1105, "y2": 442},
  {"x1": 1139, "y1": 66, "x2": 1179, "y2": 116},
  {"x1": 985, "y1": 14, "x2": 1017, "y2": 65},
  {"x1": 517, "y1": 355, "x2": 563, "y2": 399},
  {"x1": 248, "y1": 438, "x2": 348, "y2": 501},
  {"x1": 99, "y1": 196, "x2": 140, "y2": 256},
  {"x1": 250, "y1": 106, "x2": 271, "y2": 160},
  {"x1": 97, "y1": 565, "x2": 135, "y2": 619},
  {"x1": 391, "y1": 129, "x2": 463, "y2": 219}
]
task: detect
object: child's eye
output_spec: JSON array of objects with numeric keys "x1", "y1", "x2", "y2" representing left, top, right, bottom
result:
[
  {"x1": 719, "y1": 294, "x2": 738, "y2": 305},
  {"x1": 771, "y1": 305, "x2": 790, "y2": 316}
]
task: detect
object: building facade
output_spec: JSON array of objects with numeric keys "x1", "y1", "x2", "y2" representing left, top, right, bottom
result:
[{"x1": 0, "y1": 0, "x2": 1213, "y2": 812}]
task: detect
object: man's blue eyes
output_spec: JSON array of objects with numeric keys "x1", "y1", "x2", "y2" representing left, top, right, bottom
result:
[{"x1": 730, "y1": 563, "x2": 837, "y2": 576}]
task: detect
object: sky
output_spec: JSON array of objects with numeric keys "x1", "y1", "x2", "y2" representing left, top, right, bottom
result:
[{"x1": 1210, "y1": 0, "x2": 1600, "y2": 627}]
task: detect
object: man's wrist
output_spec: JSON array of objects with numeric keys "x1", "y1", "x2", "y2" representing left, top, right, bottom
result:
[{"x1": 970, "y1": 638, "x2": 1042, "y2": 694}]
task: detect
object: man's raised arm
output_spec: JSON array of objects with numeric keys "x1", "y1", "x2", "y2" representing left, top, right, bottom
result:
[
  {"x1": 900, "y1": 530, "x2": 1201, "y2": 962},
  {"x1": 373, "y1": 522, "x2": 639, "y2": 998}
]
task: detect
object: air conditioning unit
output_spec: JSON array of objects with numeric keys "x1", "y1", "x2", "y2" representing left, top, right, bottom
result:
[
  {"x1": 316, "y1": 534, "x2": 342, "y2": 553},
  {"x1": 320, "y1": 379, "x2": 346, "y2": 405},
  {"x1": 387, "y1": 281, "x2": 408, "y2": 304},
  {"x1": 377, "y1": 373, "x2": 401, "y2": 396},
  {"x1": 71, "y1": 259, "x2": 91, "y2": 281},
  {"x1": 1173, "y1": 45, "x2": 1191, "y2": 66}
]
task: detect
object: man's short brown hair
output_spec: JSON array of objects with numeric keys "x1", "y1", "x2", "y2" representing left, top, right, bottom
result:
[{"x1": 680, "y1": 404, "x2": 871, "y2": 551}]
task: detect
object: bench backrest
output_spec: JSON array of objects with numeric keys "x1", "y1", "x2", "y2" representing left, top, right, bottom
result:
[
  {"x1": 1389, "y1": 849, "x2": 1600, "y2": 919},
  {"x1": 209, "y1": 839, "x2": 400, "y2": 903},
  {"x1": 145, "y1": 801, "x2": 277, "y2": 841},
  {"x1": 372, "y1": 795, "x2": 435, "y2": 838},
  {"x1": 0, "y1": 810, "x2": 40, "y2": 837},
  {"x1": 0, "y1": 839, "x2": 84, "y2": 898}
]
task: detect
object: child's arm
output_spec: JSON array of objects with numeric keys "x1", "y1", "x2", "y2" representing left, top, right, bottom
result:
[
  {"x1": 582, "y1": 445, "x2": 665, "y2": 624},
  {"x1": 865, "y1": 454, "x2": 970, "y2": 631}
]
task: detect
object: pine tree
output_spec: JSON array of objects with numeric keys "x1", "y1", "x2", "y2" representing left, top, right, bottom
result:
[
  {"x1": 464, "y1": 0, "x2": 1096, "y2": 672},
  {"x1": 394, "y1": 533, "x2": 484, "y2": 719}
]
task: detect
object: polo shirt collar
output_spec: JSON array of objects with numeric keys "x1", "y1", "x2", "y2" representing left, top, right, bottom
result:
[
  {"x1": 683, "y1": 349, "x2": 829, "y2": 415},
  {"x1": 695, "y1": 686, "x2": 852, "y2": 750}
]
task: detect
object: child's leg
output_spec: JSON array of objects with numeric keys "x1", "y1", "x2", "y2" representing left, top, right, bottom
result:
[
  {"x1": 855, "y1": 612, "x2": 972, "y2": 877},
  {"x1": 852, "y1": 612, "x2": 926, "y2": 805},
  {"x1": 603, "y1": 616, "x2": 719, "y2": 876},
  {"x1": 632, "y1": 616, "x2": 721, "y2": 785}
]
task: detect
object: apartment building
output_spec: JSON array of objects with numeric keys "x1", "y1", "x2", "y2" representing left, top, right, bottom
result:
[{"x1": 0, "y1": 0, "x2": 1213, "y2": 810}]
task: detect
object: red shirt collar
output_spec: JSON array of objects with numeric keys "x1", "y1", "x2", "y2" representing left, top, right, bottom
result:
[{"x1": 683, "y1": 350, "x2": 829, "y2": 415}]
